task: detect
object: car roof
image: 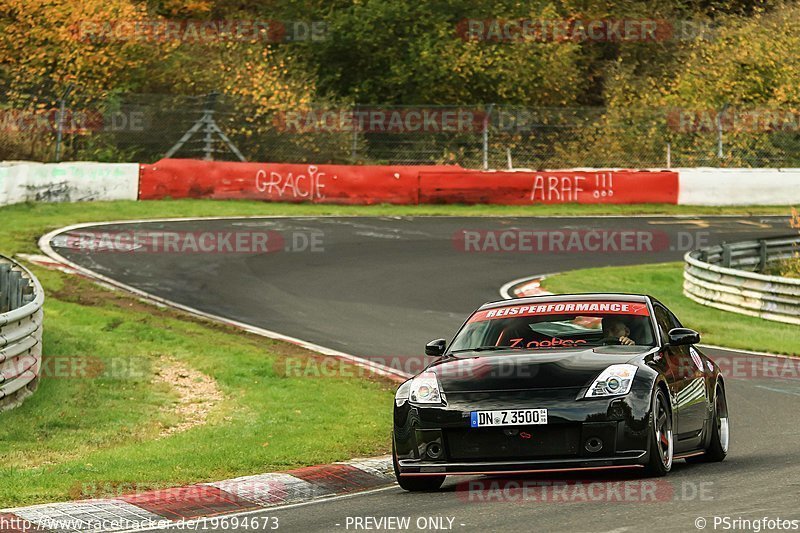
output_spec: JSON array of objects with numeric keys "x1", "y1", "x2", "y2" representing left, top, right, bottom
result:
[{"x1": 478, "y1": 293, "x2": 652, "y2": 311}]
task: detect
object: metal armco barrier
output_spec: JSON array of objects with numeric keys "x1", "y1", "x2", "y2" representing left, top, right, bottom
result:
[
  {"x1": 0, "y1": 255, "x2": 44, "y2": 411},
  {"x1": 684, "y1": 236, "x2": 800, "y2": 325}
]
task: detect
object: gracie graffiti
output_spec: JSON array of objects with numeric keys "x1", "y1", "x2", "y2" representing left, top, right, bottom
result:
[{"x1": 255, "y1": 165, "x2": 327, "y2": 200}]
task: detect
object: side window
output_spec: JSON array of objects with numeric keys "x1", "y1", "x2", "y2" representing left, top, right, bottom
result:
[
  {"x1": 667, "y1": 309, "x2": 683, "y2": 328},
  {"x1": 653, "y1": 306, "x2": 673, "y2": 344}
]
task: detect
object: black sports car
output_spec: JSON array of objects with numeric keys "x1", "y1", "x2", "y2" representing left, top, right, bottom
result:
[{"x1": 392, "y1": 293, "x2": 729, "y2": 491}]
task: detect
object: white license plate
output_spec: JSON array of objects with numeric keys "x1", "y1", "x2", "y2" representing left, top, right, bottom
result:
[{"x1": 470, "y1": 409, "x2": 548, "y2": 428}]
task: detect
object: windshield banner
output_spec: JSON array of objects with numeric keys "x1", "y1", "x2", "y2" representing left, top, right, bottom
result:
[{"x1": 468, "y1": 301, "x2": 650, "y2": 322}]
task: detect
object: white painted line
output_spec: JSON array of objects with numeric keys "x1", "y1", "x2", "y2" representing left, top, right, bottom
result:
[
  {"x1": 38, "y1": 219, "x2": 412, "y2": 382},
  {"x1": 754, "y1": 385, "x2": 800, "y2": 396},
  {"x1": 698, "y1": 343, "x2": 797, "y2": 360}
]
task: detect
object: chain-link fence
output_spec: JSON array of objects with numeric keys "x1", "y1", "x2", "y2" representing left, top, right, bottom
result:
[{"x1": 3, "y1": 91, "x2": 800, "y2": 168}]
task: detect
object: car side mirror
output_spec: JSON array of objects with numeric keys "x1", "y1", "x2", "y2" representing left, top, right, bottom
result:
[
  {"x1": 668, "y1": 328, "x2": 700, "y2": 346},
  {"x1": 425, "y1": 339, "x2": 447, "y2": 357}
]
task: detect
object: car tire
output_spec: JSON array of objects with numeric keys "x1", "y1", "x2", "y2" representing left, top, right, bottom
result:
[
  {"x1": 687, "y1": 383, "x2": 729, "y2": 464},
  {"x1": 644, "y1": 388, "x2": 673, "y2": 477},
  {"x1": 392, "y1": 441, "x2": 445, "y2": 492}
]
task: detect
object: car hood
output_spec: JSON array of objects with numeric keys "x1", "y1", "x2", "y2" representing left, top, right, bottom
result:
[{"x1": 430, "y1": 346, "x2": 655, "y2": 392}]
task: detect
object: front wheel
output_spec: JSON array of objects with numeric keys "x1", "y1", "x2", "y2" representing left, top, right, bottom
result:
[
  {"x1": 392, "y1": 441, "x2": 445, "y2": 492},
  {"x1": 687, "y1": 384, "x2": 729, "y2": 463},
  {"x1": 644, "y1": 388, "x2": 673, "y2": 477}
]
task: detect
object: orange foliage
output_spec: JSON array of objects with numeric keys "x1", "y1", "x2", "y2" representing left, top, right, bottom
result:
[{"x1": 0, "y1": 0, "x2": 162, "y2": 99}]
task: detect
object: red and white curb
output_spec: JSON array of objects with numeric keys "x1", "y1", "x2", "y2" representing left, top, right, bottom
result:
[
  {"x1": 0, "y1": 457, "x2": 394, "y2": 532},
  {"x1": 499, "y1": 275, "x2": 554, "y2": 299}
]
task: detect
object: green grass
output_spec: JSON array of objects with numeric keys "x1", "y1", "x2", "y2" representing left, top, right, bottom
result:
[
  {"x1": 0, "y1": 199, "x2": 796, "y2": 507},
  {"x1": 0, "y1": 272, "x2": 396, "y2": 506},
  {"x1": 543, "y1": 262, "x2": 800, "y2": 355}
]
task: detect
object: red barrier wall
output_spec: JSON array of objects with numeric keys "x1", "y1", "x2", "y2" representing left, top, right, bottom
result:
[
  {"x1": 139, "y1": 160, "x2": 679, "y2": 205},
  {"x1": 139, "y1": 159, "x2": 461, "y2": 204},
  {"x1": 419, "y1": 170, "x2": 679, "y2": 205}
]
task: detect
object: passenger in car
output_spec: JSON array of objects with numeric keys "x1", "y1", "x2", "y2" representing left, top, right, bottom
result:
[{"x1": 602, "y1": 317, "x2": 636, "y2": 346}]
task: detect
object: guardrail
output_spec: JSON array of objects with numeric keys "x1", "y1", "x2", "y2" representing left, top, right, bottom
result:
[
  {"x1": 684, "y1": 236, "x2": 800, "y2": 325},
  {"x1": 0, "y1": 255, "x2": 44, "y2": 411}
]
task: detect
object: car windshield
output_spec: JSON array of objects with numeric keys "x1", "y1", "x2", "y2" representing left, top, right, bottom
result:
[{"x1": 449, "y1": 300, "x2": 655, "y2": 353}]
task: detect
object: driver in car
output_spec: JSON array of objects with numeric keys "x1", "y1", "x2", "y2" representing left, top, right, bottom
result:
[{"x1": 602, "y1": 317, "x2": 636, "y2": 346}]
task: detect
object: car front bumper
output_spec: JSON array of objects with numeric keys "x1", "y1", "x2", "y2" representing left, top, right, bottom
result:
[{"x1": 393, "y1": 385, "x2": 654, "y2": 476}]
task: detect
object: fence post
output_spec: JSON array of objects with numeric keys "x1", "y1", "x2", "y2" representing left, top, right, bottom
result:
[
  {"x1": 716, "y1": 103, "x2": 729, "y2": 160},
  {"x1": 351, "y1": 103, "x2": 359, "y2": 160},
  {"x1": 9, "y1": 271, "x2": 22, "y2": 311},
  {"x1": 722, "y1": 243, "x2": 732, "y2": 268},
  {"x1": 202, "y1": 92, "x2": 218, "y2": 161},
  {"x1": 666, "y1": 142, "x2": 671, "y2": 169},
  {"x1": 0, "y1": 264, "x2": 9, "y2": 313},
  {"x1": 482, "y1": 104, "x2": 494, "y2": 170},
  {"x1": 54, "y1": 84, "x2": 74, "y2": 162},
  {"x1": 758, "y1": 239, "x2": 768, "y2": 272}
]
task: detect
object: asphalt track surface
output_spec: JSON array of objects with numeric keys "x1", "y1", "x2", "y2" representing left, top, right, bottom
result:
[{"x1": 46, "y1": 215, "x2": 799, "y2": 533}]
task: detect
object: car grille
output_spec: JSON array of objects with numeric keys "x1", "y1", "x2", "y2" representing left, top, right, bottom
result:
[{"x1": 445, "y1": 425, "x2": 581, "y2": 461}]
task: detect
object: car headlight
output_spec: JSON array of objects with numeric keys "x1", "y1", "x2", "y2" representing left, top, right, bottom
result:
[
  {"x1": 409, "y1": 372, "x2": 443, "y2": 404},
  {"x1": 395, "y1": 381, "x2": 411, "y2": 406},
  {"x1": 585, "y1": 364, "x2": 637, "y2": 398}
]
